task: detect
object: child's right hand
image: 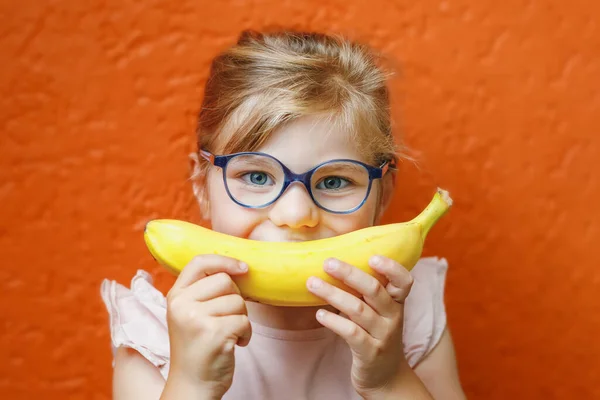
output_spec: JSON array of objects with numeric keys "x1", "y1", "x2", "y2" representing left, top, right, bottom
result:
[{"x1": 163, "y1": 254, "x2": 251, "y2": 399}]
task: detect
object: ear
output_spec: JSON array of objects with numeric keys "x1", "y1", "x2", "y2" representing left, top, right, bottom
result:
[
  {"x1": 373, "y1": 169, "x2": 397, "y2": 225},
  {"x1": 189, "y1": 152, "x2": 211, "y2": 221}
]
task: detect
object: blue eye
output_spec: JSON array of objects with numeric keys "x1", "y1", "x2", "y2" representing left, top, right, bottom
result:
[
  {"x1": 316, "y1": 176, "x2": 350, "y2": 190},
  {"x1": 242, "y1": 172, "x2": 273, "y2": 186}
]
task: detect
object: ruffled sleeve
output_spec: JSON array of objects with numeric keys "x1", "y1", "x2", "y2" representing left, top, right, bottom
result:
[
  {"x1": 100, "y1": 270, "x2": 171, "y2": 379},
  {"x1": 402, "y1": 256, "x2": 449, "y2": 368}
]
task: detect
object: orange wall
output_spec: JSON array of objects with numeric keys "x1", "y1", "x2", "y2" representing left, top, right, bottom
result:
[{"x1": 1, "y1": 1, "x2": 599, "y2": 399}]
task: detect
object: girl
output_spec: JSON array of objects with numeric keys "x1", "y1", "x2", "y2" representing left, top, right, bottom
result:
[{"x1": 101, "y1": 29, "x2": 466, "y2": 399}]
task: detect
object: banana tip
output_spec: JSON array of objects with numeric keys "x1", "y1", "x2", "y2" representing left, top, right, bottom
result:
[
  {"x1": 144, "y1": 219, "x2": 160, "y2": 236},
  {"x1": 437, "y1": 187, "x2": 453, "y2": 207},
  {"x1": 144, "y1": 220, "x2": 154, "y2": 233}
]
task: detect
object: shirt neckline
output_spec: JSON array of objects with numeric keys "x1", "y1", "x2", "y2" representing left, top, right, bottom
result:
[{"x1": 249, "y1": 320, "x2": 331, "y2": 341}]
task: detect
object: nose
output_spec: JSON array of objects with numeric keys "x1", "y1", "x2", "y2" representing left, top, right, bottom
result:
[{"x1": 268, "y1": 182, "x2": 319, "y2": 229}]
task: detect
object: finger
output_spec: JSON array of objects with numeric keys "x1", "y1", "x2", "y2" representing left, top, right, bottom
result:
[
  {"x1": 315, "y1": 308, "x2": 374, "y2": 357},
  {"x1": 203, "y1": 294, "x2": 247, "y2": 317},
  {"x1": 171, "y1": 254, "x2": 248, "y2": 292},
  {"x1": 369, "y1": 256, "x2": 414, "y2": 304},
  {"x1": 181, "y1": 272, "x2": 241, "y2": 301},
  {"x1": 322, "y1": 258, "x2": 396, "y2": 318},
  {"x1": 219, "y1": 315, "x2": 252, "y2": 347},
  {"x1": 384, "y1": 282, "x2": 412, "y2": 303},
  {"x1": 307, "y1": 276, "x2": 386, "y2": 339}
]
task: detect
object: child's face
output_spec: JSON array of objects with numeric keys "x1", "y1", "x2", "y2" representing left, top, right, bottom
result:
[{"x1": 199, "y1": 115, "x2": 395, "y2": 242}]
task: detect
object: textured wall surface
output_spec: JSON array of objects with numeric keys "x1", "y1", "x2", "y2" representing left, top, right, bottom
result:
[{"x1": 1, "y1": 0, "x2": 599, "y2": 398}]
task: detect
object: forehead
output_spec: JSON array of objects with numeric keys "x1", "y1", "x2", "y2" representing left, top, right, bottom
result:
[{"x1": 256, "y1": 114, "x2": 366, "y2": 171}]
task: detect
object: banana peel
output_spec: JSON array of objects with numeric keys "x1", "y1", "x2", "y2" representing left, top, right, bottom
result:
[{"x1": 143, "y1": 188, "x2": 453, "y2": 306}]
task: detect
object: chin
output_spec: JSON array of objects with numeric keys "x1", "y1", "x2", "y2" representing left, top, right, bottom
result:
[
  {"x1": 253, "y1": 237, "x2": 308, "y2": 243},
  {"x1": 248, "y1": 233, "x2": 322, "y2": 242}
]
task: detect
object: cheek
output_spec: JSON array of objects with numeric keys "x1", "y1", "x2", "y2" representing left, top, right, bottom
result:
[
  {"x1": 352, "y1": 185, "x2": 381, "y2": 225},
  {"x1": 207, "y1": 172, "x2": 263, "y2": 236},
  {"x1": 324, "y1": 193, "x2": 380, "y2": 234}
]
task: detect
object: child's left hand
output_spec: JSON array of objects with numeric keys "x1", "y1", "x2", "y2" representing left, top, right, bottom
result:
[{"x1": 307, "y1": 255, "x2": 413, "y2": 398}]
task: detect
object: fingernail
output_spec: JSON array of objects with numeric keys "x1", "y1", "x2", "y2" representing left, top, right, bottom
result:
[
  {"x1": 239, "y1": 262, "x2": 248, "y2": 272},
  {"x1": 325, "y1": 259, "x2": 340, "y2": 272},
  {"x1": 316, "y1": 309, "x2": 326, "y2": 320},
  {"x1": 370, "y1": 256, "x2": 382, "y2": 267},
  {"x1": 308, "y1": 277, "x2": 323, "y2": 289}
]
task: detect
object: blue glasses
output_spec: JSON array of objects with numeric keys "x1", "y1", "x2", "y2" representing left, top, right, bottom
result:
[{"x1": 200, "y1": 149, "x2": 395, "y2": 214}]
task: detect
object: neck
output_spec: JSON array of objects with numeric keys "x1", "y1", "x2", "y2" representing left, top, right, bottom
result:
[{"x1": 246, "y1": 301, "x2": 337, "y2": 330}]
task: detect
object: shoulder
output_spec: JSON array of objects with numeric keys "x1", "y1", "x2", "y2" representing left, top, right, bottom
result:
[
  {"x1": 410, "y1": 256, "x2": 449, "y2": 283},
  {"x1": 405, "y1": 258, "x2": 466, "y2": 398},
  {"x1": 402, "y1": 257, "x2": 449, "y2": 367}
]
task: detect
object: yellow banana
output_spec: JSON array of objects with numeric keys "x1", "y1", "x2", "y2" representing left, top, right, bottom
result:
[{"x1": 143, "y1": 188, "x2": 453, "y2": 307}]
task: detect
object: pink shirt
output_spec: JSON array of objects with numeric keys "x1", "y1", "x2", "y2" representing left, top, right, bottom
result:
[{"x1": 100, "y1": 257, "x2": 449, "y2": 399}]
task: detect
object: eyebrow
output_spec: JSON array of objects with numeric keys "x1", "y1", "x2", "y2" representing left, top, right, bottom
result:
[
  {"x1": 238, "y1": 153, "x2": 368, "y2": 174},
  {"x1": 237, "y1": 155, "x2": 279, "y2": 168},
  {"x1": 315, "y1": 162, "x2": 365, "y2": 173}
]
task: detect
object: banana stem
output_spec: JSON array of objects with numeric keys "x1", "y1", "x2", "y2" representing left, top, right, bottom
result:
[{"x1": 409, "y1": 188, "x2": 453, "y2": 241}]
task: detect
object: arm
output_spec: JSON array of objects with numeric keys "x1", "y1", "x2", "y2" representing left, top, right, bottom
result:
[
  {"x1": 112, "y1": 347, "x2": 165, "y2": 400},
  {"x1": 112, "y1": 347, "x2": 218, "y2": 400},
  {"x1": 412, "y1": 327, "x2": 466, "y2": 400},
  {"x1": 367, "y1": 327, "x2": 465, "y2": 400}
]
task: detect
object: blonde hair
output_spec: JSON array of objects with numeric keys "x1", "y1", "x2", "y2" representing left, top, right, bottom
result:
[{"x1": 193, "y1": 29, "x2": 410, "y2": 215}]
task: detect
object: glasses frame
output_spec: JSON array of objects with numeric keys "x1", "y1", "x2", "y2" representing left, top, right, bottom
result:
[{"x1": 200, "y1": 148, "x2": 396, "y2": 214}]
